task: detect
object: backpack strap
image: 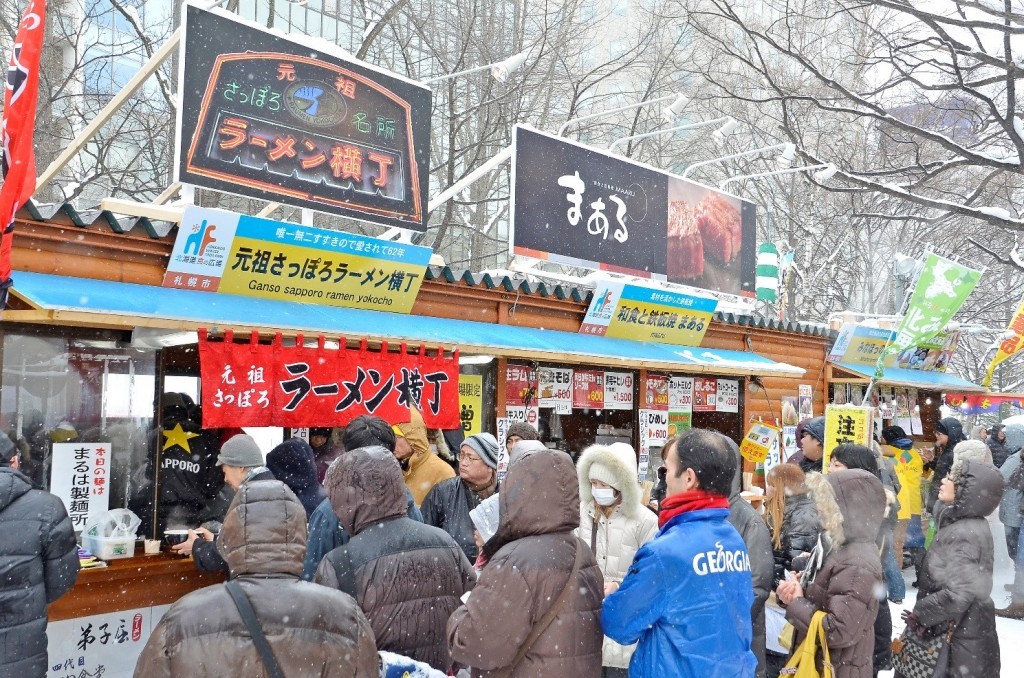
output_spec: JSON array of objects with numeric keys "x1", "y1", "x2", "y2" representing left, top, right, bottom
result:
[
  {"x1": 330, "y1": 546, "x2": 358, "y2": 597},
  {"x1": 498, "y1": 537, "x2": 585, "y2": 677},
  {"x1": 225, "y1": 580, "x2": 285, "y2": 678}
]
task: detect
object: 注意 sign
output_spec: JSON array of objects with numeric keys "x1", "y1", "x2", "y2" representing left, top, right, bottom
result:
[
  {"x1": 579, "y1": 280, "x2": 717, "y2": 346},
  {"x1": 177, "y1": 7, "x2": 431, "y2": 230},
  {"x1": 511, "y1": 125, "x2": 757, "y2": 297},
  {"x1": 822, "y1": 404, "x2": 873, "y2": 470},
  {"x1": 199, "y1": 331, "x2": 458, "y2": 428},
  {"x1": 163, "y1": 206, "x2": 431, "y2": 313}
]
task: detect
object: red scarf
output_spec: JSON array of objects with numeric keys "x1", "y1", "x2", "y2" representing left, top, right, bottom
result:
[{"x1": 658, "y1": 489, "x2": 730, "y2": 528}]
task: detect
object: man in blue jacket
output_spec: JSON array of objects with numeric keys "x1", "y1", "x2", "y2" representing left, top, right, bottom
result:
[{"x1": 602, "y1": 428, "x2": 757, "y2": 678}]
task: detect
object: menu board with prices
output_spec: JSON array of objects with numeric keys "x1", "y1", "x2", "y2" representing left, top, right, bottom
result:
[
  {"x1": 693, "y1": 377, "x2": 718, "y2": 412},
  {"x1": 603, "y1": 372, "x2": 635, "y2": 410},
  {"x1": 716, "y1": 379, "x2": 739, "y2": 413},
  {"x1": 573, "y1": 370, "x2": 605, "y2": 409},
  {"x1": 538, "y1": 367, "x2": 573, "y2": 413},
  {"x1": 505, "y1": 364, "x2": 539, "y2": 407},
  {"x1": 644, "y1": 375, "x2": 670, "y2": 411},
  {"x1": 669, "y1": 376, "x2": 694, "y2": 413}
]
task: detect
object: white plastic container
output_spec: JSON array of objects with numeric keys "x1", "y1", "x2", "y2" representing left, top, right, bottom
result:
[{"x1": 83, "y1": 533, "x2": 136, "y2": 560}]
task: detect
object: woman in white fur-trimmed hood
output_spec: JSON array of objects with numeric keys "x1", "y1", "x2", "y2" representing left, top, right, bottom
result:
[{"x1": 575, "y1": 442, "x2": 659, "y2": 677}]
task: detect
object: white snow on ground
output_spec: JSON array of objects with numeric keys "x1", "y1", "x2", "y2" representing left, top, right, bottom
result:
[{"x1": 879, "y1": 513, "x2": 1024, "y2": 677}]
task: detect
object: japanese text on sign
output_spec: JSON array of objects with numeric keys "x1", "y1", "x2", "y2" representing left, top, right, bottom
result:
[
  {"x1": 538, "y1": 367, "x2": 573, "y2": 413},
  {"x1": 603, "y1": 372, "x2": 634, "y2": 410},
  {"x1": 199, "y1": 331, "x2": 458, "y2": 429},
  {"x1": 716, "y1": 379, "x2": 739, "y2": 413},
  {"x1": 459, "y1": 374, "x2": 482, "y2": 436},
  {"x1": 573, "y1": 370, "x2": 605, "y2": 409},
  {"x1": 740, "y1": 422, "x2": 780, "y2": 463},
  {"x1": 50, "y1": 443, "x2": 110, "y2": 530},
  {"x1": 823, "y1": 404, "x2": 873, "y2": 471},
  {"x1": 693, "y1": 377, "x2": 718, "y2": 412}
]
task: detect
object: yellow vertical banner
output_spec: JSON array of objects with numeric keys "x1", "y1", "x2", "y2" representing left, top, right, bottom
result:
[
  {"x1": 459, "y1": 374, "x2": 483, "y2": 436},
  {"x1": 823, "y1": 405, "x2": 874, "y2": 471},
  {"x1": 984, "y1": 295, "x2": 1024, "y2": 386}
]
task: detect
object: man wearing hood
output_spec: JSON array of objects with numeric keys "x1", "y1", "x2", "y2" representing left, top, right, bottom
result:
[
  {"x1": 135, "y1": 480, "x2": 378, "y2": 676},
  {"x1": 266, "y1": 438, "x2": 326, "y2": 520},
  {"x1": 926, "y1": 417, "x2": 966, "y2": 510},
  {"x1": 987, "y1": 423, "x2": 1010, "y2": 468},
  {"x1": 722, "y1": 434, "x2": 773, "y2": 678},
  {"x1": 394, "y1": 408, "x2": 455, "y2": 506},
  {"x1": 448, "y1": 441, "x2": 604, "y2": 676},
  {"x1": 314, "y1": 446, "x2": 474, "y2": 672},
  {"x1": 777, "y1": 469, "x2": 885, "y2": 678},
  {"x1": 603, "y1": 429, "x2": 756, "y2": 678},
  {"x1": 0, "y1": 433, "x2": 79, "y2": 676},
  {"x1": 156, "y1": 392, "x2": 222, "y2": 532},
  {"x1": 788, "y1": 416, "x2": 825, "y2": 474},
  {"x1": 998, "y1": 422, "x2": 1024, "y2": 566},
  {"x1": 309, "y1": 427, "x2": 342, "y2": 483}
]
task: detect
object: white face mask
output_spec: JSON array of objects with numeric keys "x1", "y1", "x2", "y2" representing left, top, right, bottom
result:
[{"x1": 593, "y1": 487, "x2": 618, "y2": 506}]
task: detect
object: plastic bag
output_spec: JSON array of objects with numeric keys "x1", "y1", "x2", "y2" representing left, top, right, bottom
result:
[{"x1": 83, "y1": 508, "x2": 141, "y2": 539}]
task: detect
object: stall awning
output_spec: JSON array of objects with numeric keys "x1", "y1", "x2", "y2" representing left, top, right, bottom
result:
[
  {"x1": 6, "y1": 272, "x2": 805, "y2": 378},
  {"x1": 831, "y1": 361, "x2": 986, "y2": 394}
]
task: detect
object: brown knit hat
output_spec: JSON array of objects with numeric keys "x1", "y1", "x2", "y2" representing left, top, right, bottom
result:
[{"x1": 505, "y1": 423, "x2": 540, "y2": 444}]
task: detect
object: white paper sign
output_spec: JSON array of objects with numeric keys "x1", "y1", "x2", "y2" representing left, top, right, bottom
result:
[
  {"x1": 640, "y1": 409, "x2": 669, "y2": 446},
  {"x1": 50, "y1": 443, "x2": 111, "y2": 532},
  {"x1": 47, "y1": 605, "x2": 171, "y2": 678},
  {"x1": 603, "y1": 372, "x2": 634, "y2": 410},
  {"x1": 638, "y1": 416, "x2": 650, "y2": 482},
  {"x1": 669, "y1": 376, "x2": 694, "y2": 413},
  {"x1": 538, "y1": 367, "x2": 573, "y2": 412},
  {"x1": 496, "y1": 417, "x2": 512, "y2": 482},
  {"x1": 763, "y1": 434, "x2": 782, "y2": 478},
  {"x1": 505, "y1": 405, "x2": 540, "y2": 427},
  {"x1": 716, "y1": 379, "x2": 739, "y2": 413}
]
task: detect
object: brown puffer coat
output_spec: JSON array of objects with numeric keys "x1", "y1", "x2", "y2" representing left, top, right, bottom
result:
[
  {"x1": 786, "y1": 470, "x2": 885, "y2": 678},
  {"x1": 134, "y1": 480, "x2": 378, "y2": 677},
  {"x1": 913, "y1": 460, "x2": 1003, "y2": 678},
  {"x1": 314, "y1": 445, "x2": 475, "y2": 672},
  {"x1": 447, "y1": 440, "x2": 604, "y2": 677}
]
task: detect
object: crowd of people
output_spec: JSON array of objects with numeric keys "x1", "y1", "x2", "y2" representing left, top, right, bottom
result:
[{"x1": 4, "y1": 404, "x2": 1024, "y2": 677}]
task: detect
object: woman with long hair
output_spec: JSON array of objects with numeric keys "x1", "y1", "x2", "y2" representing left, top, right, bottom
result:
[{"x1": 765, "y1": 463, "x2": 821, "y2": 589}]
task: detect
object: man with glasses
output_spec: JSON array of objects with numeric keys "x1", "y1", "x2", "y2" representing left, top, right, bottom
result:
[{"x1": 421, "y1": 433, "x2": 501, "y2": 560}]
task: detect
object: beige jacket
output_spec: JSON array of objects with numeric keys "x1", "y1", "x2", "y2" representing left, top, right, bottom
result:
[{"x1": 575, "y1": 443, "x2": 659, "y2": 669}]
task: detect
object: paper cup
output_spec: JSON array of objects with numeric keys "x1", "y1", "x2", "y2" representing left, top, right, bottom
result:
[
  {"x1": 742, "y1": 472, "x2": 753, "y2": 491},
  {"x1": 144, "y1": 539, "x2": 161, "y2": 555}
]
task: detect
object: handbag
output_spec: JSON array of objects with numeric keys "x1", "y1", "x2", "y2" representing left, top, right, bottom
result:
[
  {"x1": 891, "y1": 619, "x2": 956, "y2": 678},
  {"x1": 225, "y1": 580, "x2": 285, "y2": 678},
  {"x1": 781, "y1": 610, "x2": 832, "y2": 678},
  {"x1": 493, "y1": 537, "x2": 584, "y2": 678}
]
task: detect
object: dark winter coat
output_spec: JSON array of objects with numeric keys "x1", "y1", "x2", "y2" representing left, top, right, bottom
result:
[
  {"x1": 448, "y1": 441, "x2": 604, "y2": 677},
  {"x1": 265, "y1": 438, "x2": 326, "y2": 519},
  {"x1": 927, "y1": 418, "x2": 966, "y2": 510},
  {"x1": 726, "y1": 437, "x2": 773, "y2": 678},
  {"x1": 0, "y1": 467, "x2": 80, "y2": 676},
  {"x1": 156, "y1": 405, "x2": 223, "y2": 531},
  {"x1": 772, "y1": 492, "x2": 822, "y2": 588},
  {"x1": 301, "y1": 491, "x2": 422, "y2": 581},
  {"x1": 191, "y1": 468, "x2": 274, "y2": 572},
  {"x1": 912, "y1": 460, "x2": 1003, "y2": 678},
  {"x1": 986, "y1": 426, "x2": 1010, "y2": 468},
  {"x1": 786, "y1": 470, "x2": 885, "y2": 678},
  {"x1": 314, "y1": 446, "x2": 475, "y2": 672},
  {"x1": 135, "y1": 480, "x2": 378, "y2": 677},
  {"x1": 421, "y1": 475, "x2": 493, "y2": 561}
]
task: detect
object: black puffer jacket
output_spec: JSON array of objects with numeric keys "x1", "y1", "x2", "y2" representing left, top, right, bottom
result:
[
  {"x1": 314, "y1": 446, "x2": 475, "y2": 672},
  {"x1": 912, "y1": 460, "x2": 1003, "y2": 678},
  {"x1": 0, "y1": 467, "x2": 80, "y2": 675},
  {"x1": 772, "y1": 493, "x2": 821, "y2": 588},
  {"x1": 927, "y1": 418, "x2": 966, "y2": 510},
  {"x1": 986, "y1": 426, "x2": 1010, "y2": 468},
  {"x1": 421, "y1": 476, "x2": 491, "y2": 560}
]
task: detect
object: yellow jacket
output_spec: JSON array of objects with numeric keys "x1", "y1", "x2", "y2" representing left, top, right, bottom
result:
[
  {"x1": 889, "y1": 445, "x2": 924, "y2": 518},
  {"x1": 397, "y1": 408, "x2": 455, "y2": 506}
]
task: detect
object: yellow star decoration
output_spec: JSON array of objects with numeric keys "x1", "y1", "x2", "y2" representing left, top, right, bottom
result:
[{"x1": 163, "y1": 423, "x2": 199, "y2": 452}]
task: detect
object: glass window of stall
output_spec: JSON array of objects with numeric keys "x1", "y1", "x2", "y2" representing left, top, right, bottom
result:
[{"x1": 0, "y1": 327, "x2": 157, "y2": 534}]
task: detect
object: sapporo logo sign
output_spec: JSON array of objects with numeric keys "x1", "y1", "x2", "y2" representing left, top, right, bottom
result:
[{"x1": 176, "y1": 7, "x2": 432, "y2": 231}]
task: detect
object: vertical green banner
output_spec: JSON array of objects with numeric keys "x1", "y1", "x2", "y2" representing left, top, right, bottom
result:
[{"x1": 875, "y1": 253, "x2": 981, "y2": 379}]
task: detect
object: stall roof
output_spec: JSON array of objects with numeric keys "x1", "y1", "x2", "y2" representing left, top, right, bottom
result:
[
  {"x1": 8, "y1": 272, "x2": 805, "y2": 378},
  {"x1": 831, "y1": 361, "x2": 987, "y2": 394}
]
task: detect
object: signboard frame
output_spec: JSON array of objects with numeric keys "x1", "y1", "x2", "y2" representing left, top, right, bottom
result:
[{"x1": 175, "y1": 6, "x2": 432, "y2": 231}]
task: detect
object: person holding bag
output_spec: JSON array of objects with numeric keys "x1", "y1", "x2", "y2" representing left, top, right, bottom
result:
[
  {"x1": 894, "y1": 459, "x2": 1003, "y2": 678},
  {"x1": 776, "y1": 469, "x2": 885, "y2": 678},
  {"x1": 447, "y1": 441, "x2": 604, "y2": 676}
]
